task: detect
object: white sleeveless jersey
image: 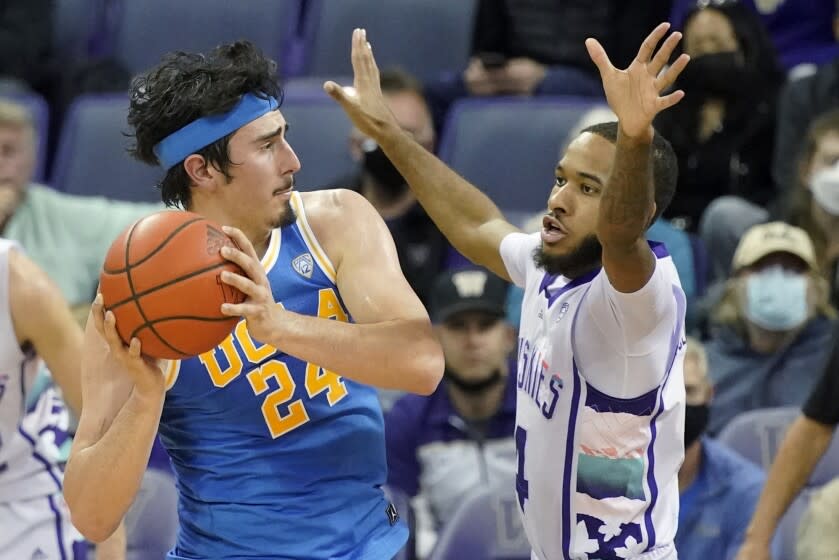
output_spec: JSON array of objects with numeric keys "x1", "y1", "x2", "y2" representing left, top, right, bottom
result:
[
  {"x1": 0, "y1": 239, "x2": 69, "y2": 502},
  {"x1": 501, "y1": 233, "x2": 686, "y2": 560}
]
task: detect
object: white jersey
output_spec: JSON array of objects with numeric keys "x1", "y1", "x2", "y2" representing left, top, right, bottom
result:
[
  {"x1": 0, "y1": 239, "x2": 70, "y2": 503},
  {"x1": 500, "y1": 233, "x2": 686, "y2": 560}
]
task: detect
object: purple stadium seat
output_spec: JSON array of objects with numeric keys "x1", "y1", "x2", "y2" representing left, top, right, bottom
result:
[
  {"x1": 278, "y1": 88, "x2": 356, "y2": 191},
  {"x1": 50, "y1": 94, "x2": 163, "y2": 202},
  {"x1": 428, "y1": 487, "x2": 530, "y2": 560},
  {"x1": 438, "y1": 97, "x2": 607, "y2": 215},
  {"x1": 297, "y1": 0, "x2": 477, "y2": 82},
  {"x1": 717, "y1": 406, "x2": 839, "y2": 486},
  {"x1": 106, "y1": 0, "x2": 301, "y2": 76}
]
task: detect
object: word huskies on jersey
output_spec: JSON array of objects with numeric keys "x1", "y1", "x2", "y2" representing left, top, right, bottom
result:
[{"x1": 516, "y1": 337, "x2": 561, "y2": 419}]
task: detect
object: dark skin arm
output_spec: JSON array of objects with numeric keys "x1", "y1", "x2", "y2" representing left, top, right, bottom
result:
[{"x1": 586, "y1": 24, "x2": 689, "y2": 292}]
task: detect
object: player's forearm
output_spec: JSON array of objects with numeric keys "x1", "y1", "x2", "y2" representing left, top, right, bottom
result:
[
  {"x1": 744, "y1": 416, "x2": 833, "y2": 544},
  {"x1": 377, "y1": 126, "x2": 506, "y2": 265},
  {"x1": 64, "y1": 390, "x2": 163, "y2": 542},
  {"x1": 597, "y1": 125, "x2": 655, "y2": 247},
  {"x1": 272, "y1": 310, "x2": 444, "y2": 395}
]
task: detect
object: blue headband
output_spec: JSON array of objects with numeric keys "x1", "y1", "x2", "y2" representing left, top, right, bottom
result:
[{"x1": 153, "y1": 93, "x2": 280, "y2": 170}]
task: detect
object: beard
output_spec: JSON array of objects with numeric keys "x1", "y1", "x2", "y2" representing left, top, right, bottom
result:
[
  {"x1": 272, "y1": 198, "x2": 297, "y2": 229},
  {"x1": 532, "y1": 233, "x2": 603, "y2": 278}
]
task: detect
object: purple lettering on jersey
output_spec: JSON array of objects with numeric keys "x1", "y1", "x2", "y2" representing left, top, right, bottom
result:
[{"x1": 516, "y1": 337, "x2": 562, "y2": 419}]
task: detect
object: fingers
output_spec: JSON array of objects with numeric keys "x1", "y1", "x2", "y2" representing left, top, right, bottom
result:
[
  {"x1": 585, "y1": 38, "x2": 613, "y2": 78},
  {"x1": 220, "y1": 270, "x2": 266, "y2": 300},
  {"x1": 220, "y1": 245, "x2": 269, "y2": 289},
  {"x1": 92, "y1": 293, "x2": 107, "y2": 338},
  {"x1": 348, "y1": 28, "x2": 381, "y2": 94},
  {"x1": 649, "y1": 31, "x2": 682, "y2": 77},
  {"x1": 637, "y1": 22, "x2": 670, "y2": 64},
  {"x1": 128, "y1": 337, "x2": 143, "y2": 359},
  {"x1": 220, "y1": 302, "x2": 263, "y2": 318},
  {"x1": 323, "y1": 82, "x2": 358, "y2": 109},
  {"x1": 221, "y1": 226, "x2": 259, "y2": 261},
  {"x1": 657, "y1": 89, "x2": 686, "y2": 111},
  {"x1": 656, "y1": 53, "x2": 690, "y2": 92},
  {"x1": 101, "y1": 308, "x2": 130, "y2": 356}
]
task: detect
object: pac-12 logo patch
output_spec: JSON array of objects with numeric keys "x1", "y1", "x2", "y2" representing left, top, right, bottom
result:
[{"x1": 292, "y1": 253, "x2": 314, "y2": 278}]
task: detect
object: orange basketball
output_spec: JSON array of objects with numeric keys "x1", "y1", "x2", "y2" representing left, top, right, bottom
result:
[{"x1": 99, "y1": 210, "x2": 246, "y2": 360}]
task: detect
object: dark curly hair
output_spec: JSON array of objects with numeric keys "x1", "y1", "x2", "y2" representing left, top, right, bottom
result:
[
  {"x1": 127, "y1": 41, "x2": 283, "y2": 208},
  {"x1": 580, "y1": 121, "x2": 679, "y2": 225}
]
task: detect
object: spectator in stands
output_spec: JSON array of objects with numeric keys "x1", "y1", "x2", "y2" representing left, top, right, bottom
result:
[
  {"x1": 0, "y1": 99, "x2": 160, "y2": 320},
  {"x1": 671, "y1": 0, "x2": 839, "y2": 74},
  {"x1": 704, "y1": 222, "x2": 835, "y2": 434},
  {"x1": 385, "y1": 267, "x2": 516, "y2": 557},
  {"x1": 773, "y1": 55, "x2": 839, "y2": 195},
  {"x1": 736, "y1": 325, "x2": 839, "y2": 560},
  {"x1": 676, "y1": 336, "x2": 777, "y2": 560},
  {"x1": 341, "y1": 69, "x2": 461, "y2": 307},
  {"x1": 699, "y1": 108, "x2": 839, "y2": 305},
  {"x1": 425, "y1": 0, "x2": 670, "y2": 129},
  {"x1": 654, "y1": 0, "x2": 784, "y2": 231}
]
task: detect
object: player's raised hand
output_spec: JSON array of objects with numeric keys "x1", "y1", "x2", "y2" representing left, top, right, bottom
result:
[
  {"x1": 323, "y1": 28, "x2": 400, "y2": 141},
  {"x1": 586, "y1": 22, "x2": 690, "y2": 139},
  {"x1": 218, "y1": 226, "x2": 280, "y2": 344},
  {"x1": 92, "y1": 293, "x2": 165, "y2": 399}
]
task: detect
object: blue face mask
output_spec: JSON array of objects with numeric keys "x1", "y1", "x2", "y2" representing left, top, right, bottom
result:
[{"x1": 744, "y1": 266, "x2": 809, "y2": 331}]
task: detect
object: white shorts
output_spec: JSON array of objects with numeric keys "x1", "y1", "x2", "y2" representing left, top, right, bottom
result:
[{"x1": 0, "y1": 493, "x2": 87, "y2": 560}]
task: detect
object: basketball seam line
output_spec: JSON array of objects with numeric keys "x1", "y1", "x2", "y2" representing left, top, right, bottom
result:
[
  {"x1": 103, "y1": 216, "x2": 205, "y2": 274},
  {"x1": 123, "y1": 216, "x2": 193, "y2": 357},
  {"x1": 105, "y1": 261, "x2": 232, "y2": 312}
]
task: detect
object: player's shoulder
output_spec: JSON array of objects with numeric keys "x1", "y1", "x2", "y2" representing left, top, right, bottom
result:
[{"x1": 297, "y1": 188, "x2": 374, "y2": 219}]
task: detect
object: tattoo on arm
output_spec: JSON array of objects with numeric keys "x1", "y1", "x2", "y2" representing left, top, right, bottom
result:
[{"x1": 599, "y1": 133, "x2": 654, "y2": 240}]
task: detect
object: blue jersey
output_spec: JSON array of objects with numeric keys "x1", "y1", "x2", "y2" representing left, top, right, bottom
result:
[{"x1": 158, "y1": 193, "x2": 407, "y2": 559}]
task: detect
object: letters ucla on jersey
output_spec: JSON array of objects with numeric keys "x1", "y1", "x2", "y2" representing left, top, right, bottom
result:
[{"x1": 158, "y1": 194, "x2": 407, "y2": 560}]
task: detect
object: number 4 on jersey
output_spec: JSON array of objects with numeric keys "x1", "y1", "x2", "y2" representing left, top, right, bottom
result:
[{"x1": 515, "y1": 425, "x2": 529, "y2": 510}]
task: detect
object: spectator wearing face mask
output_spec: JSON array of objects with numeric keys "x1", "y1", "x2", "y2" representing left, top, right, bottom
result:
[
  {"x1": 654, "y1": 0, "x2": 784, "y2": 231},
  {"x1": 676, "y1": 336, "x2": 780, "y2": 560},
  {"x1": 704, "y1": 222, "x2": 836, "y2": 434},
  {"x1": 698, "y1": 108, "x2": 839, "y2": 304},
  {"x1": 808, "y1": 162, "x2": 839, "y2": 308},
  {"x1": 335, "y1": 69, "x2": 464, "y2": 312}
]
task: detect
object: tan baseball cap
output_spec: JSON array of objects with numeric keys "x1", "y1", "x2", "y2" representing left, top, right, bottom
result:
[{"x1": 731, "y1": 221, "x2": 818, "y2": 272}]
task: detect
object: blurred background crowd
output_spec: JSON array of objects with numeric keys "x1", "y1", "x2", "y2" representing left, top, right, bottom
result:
[{"x1": 2, "y1": 0, "x2": 839, "y2": 559}]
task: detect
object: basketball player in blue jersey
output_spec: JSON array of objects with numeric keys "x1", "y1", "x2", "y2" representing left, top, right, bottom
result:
[
  {"x1": 328, "y1": 27, "x2": 690, "y2": 559},
  {"x1": 64, "y1": 42, "x2": 444, "y2": 560}
]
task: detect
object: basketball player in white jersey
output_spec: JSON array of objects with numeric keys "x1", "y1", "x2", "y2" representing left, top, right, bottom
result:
[
  {"x1": 0, "y1": 238, "x2": 124, "y2": 559},
  {"x1": 329, "y1": 25, "x2": 689, "y2": 559}
]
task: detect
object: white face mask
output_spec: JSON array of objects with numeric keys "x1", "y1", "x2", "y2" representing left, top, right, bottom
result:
[
  {"x1": 811, "y1": 165, "x2": 839, "y2": 216},
  {"x1": 744, "y1": 265, "x2": 809, "y2": 332}
]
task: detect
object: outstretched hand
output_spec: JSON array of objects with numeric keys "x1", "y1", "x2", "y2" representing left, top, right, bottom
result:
[
  {"x1": 586, "y1": 22, "x2": 689, "y2": 139},
  {"x1": 323, "y1": 28, "x2": 400, "y2": 142}
]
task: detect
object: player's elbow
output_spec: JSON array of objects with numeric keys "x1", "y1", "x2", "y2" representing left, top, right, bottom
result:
[
  {"x1": 407, "y1": 340, "x2": 445, "y2": 396},
  {"x1": 68, "y1": 504, "x2": 120, "y2": 543}
]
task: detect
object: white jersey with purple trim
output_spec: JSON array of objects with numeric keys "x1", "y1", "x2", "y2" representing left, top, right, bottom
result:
[
  {"x1": 500, "y1": 232, "x2": 686, "y2": 560},
  {"x1": 0, "y1": 239, "x2": 71, "y2": 504}
]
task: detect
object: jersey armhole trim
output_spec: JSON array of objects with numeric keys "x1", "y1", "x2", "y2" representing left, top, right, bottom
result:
[{"x1": 290, "y1": 192, "x2": 337, "y2": 283}]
